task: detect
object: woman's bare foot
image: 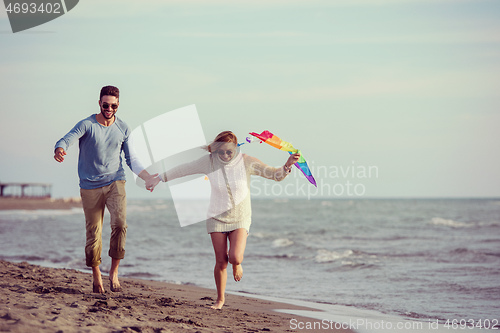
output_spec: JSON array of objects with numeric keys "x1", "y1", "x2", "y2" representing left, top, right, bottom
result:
[
  {"x1": 210, "y1": 298, "x2": 225, "y2": 309},
  {"x1": 232, "y1": 264, "x2": 243, "y2": 282}
]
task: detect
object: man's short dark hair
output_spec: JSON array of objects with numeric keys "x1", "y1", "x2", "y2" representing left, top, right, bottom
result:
[{"x1": 100, "y1": 85, "x2": 120, "y2": 100}]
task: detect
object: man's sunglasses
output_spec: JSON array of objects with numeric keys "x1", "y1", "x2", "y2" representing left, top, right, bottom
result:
[{"x1": 102, "y1": 102, "x2": 118, "y2": 110}]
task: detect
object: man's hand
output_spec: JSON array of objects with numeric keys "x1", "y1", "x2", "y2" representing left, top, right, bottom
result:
[{"x1": 54, "y1": 148, "x2": 66, "y2": 162}]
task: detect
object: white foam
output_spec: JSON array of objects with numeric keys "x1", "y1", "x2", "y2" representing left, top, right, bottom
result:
[
  {"x1": 272, "y1": 238, "x2": 294, "y2": 248},
  {"x1": 251, "y1": 232, "x2": 267, "y2": 239},
  {"x1": 315, "y1": 249, "x2": 353, "y2": 263},
  {"x1": 430, "y1": 217, "x2": 472, "y2": 228}
]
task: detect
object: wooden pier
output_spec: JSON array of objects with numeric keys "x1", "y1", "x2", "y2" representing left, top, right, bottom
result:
[{"x1": 0, "y1": 182, "x2": 52, "y2": 199}]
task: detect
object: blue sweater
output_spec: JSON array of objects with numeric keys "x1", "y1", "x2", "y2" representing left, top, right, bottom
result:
[{"x1": 55, "y1": 114, "x2": 143, "y2": 190}]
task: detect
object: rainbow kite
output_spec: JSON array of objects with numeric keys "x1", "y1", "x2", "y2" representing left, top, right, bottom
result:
[{"x1": 249, "y1": 130, "x2": 317, "y2": 187}]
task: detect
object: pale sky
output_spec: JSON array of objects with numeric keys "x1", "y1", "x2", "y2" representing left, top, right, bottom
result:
[{"x1": 1, "y1": 0, "x2": 499, "y2": 199}]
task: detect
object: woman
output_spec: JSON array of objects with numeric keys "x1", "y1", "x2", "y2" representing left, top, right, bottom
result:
[{"x1": 147, "y1": 131, "x2": 299, "y2": 309}]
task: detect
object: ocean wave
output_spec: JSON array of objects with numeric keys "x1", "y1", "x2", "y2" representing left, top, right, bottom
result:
[
  {"x1": 344, "y1": 235, "x2": 410, "y2": 242},
  {"x1": 315, "y1": 249, "x2": 354, "y2": 263},
  {"x1": 250, "y1": 232, "x2": 272, "y2": 239},
  {"x1": 429, "y1": 217, "x2": 472, "y2": 228},
  {"x1": 0, "y1": 254, "x2": 87, "y2": 271},
  {"x1": 251, "y1": 253, "x2": 298, "y2": 260},
  {"x1": 339, "y1": 261, "x2": 377, "y2": 269},
  {"x1": 124, "y1": 272, "x2": 162, "y2": 279},
  {"x1": 481, "y1": 238, "x2": 500, "y2": 243},
  {"x1": 319, "y1": 200, "x2": 354, "y2": 207},
  {"x1": 0, "y1": 255, "x2": 46, "y2": 263},
  {"x1": 127, "y1": 205, "x2": 154, "y2": 212},
  {"x1": 0, "y1": 255, "x2": 45, "y2": 262},
  {"x1": 430, "y1": 217, "x2": 499, "y2": 229},
  {"x1": 448, "y1": 247, "x2": 500, "y2": 263},
  {"x1": 272, "y1": 238, "x2": 294, "y2": 248},
  {"x1": 51, "y1": 256, "x2": 74, "y2": 264},
  {"x1": 478, "y1": 221, "x2": 500, "y2": 228},
  {"x1": 401, "y1": 310, "x2": 435, "y2": 320}
]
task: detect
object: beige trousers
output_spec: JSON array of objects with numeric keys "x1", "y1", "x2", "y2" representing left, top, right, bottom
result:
[{"x1": 80, "y1": 180, "x2": 127, "y2": 267}]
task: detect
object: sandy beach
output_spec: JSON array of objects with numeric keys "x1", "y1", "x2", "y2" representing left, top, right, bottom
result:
[{"x1": 0, "y1": 260, "x2": 354, "y2": 333}]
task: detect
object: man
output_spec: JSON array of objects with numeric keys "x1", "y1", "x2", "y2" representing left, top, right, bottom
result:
[{"x1": 54, "y1": 85, "x2": 156, "y2": 293}]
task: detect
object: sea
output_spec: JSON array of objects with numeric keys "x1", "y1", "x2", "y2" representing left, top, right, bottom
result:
[{"x1": 1, "y1": 198, "x2": 499, "y2": 331}]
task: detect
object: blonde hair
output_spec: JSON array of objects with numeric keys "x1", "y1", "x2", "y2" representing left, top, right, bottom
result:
[{"x1": 207, "y1": 131, "x2": 238, "y2": 153}]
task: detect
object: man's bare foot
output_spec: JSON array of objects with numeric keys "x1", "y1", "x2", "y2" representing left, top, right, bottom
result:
[
  {"x1": 92, "y1": 266, "x2": 105, "y2": 293},
  {"x1": 92, "y1": 281, "x2": 105, "y2": 293},
  {"x1": 210, "y1": 298, "x2": 225, "y2": 309},
  {"x1": 109, "y1": 276, "x2": 122, "y2": 292},
  {"x1": 109, "y1": 258, "x2": 122, "y2": 292},
  {"x1": 232, "y1": 264, "x2": 243, "y2": 282}
]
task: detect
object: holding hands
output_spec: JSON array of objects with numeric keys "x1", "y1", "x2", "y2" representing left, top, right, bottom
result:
[
  {"x1": 136, "y1": 170, "x2": 160, "y2": 192},
  {"x1": 145, "y1": 174, "x2": 161, "y2": 192}
]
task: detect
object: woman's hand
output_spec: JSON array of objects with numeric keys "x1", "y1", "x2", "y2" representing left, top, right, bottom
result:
[{"x1": 285, "y1": 152, "x2": 301, "y2": 169}]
